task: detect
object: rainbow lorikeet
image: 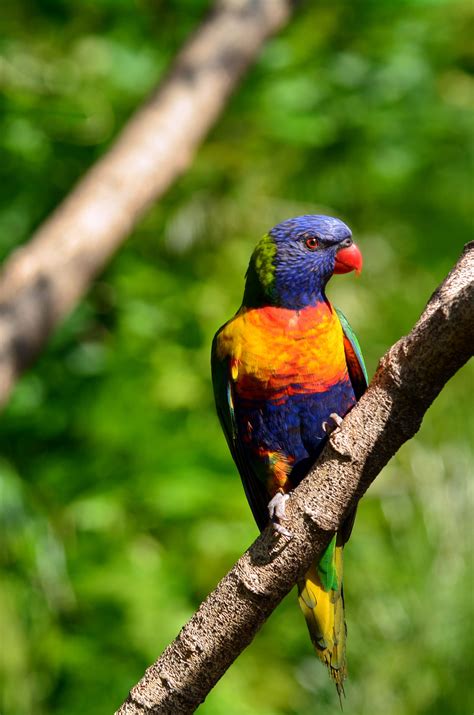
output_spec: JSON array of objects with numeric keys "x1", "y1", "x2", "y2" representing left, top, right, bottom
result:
[{"x1": 211, "y1": 215, "x2": 367, "y2": 695}]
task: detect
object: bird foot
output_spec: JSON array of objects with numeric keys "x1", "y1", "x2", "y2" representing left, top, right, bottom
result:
[
  {"x1": 267, "y1": 492, "x2": 292, "y2": 538},
  {"x1": 322, "y1": 412, "x2": 344, "y2": 435}
]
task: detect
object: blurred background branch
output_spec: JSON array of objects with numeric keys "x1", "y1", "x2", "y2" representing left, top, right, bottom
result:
[
  {"x1": 117, "y1": 245, "x2": 473, "y2": 714},
  {"x1": 0, "y1": 0, "x2": 294, "y2": 408}
]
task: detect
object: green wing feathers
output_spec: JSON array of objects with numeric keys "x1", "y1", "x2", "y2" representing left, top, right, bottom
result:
[
  {"x1": 211, "y1": 332, "x2": 269, "y2": 530},
  {"x1": 335, "y1": 307, "x2": 368, "y2": 399},
  {"x1": 298, "y1": 536, "x2": 347, "y2": 696}
]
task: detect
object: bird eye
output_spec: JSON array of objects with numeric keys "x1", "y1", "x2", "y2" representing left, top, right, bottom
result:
[{"x1": 305, "y1": 237, "x2": 319, "y2": 250}]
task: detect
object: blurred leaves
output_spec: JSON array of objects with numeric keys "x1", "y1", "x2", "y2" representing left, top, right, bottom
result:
[{"x1": 0, "y1": 0, "x2": 473, "y2": 714}]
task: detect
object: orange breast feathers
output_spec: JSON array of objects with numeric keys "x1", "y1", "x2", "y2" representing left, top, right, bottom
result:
[{"x1": 215, "y1": 303, "x2": 349, "y2": 402}]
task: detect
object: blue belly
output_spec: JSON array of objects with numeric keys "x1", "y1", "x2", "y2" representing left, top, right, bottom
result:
[{"x1": 236, "y1": 378, "x2": 356, "y2": 488}]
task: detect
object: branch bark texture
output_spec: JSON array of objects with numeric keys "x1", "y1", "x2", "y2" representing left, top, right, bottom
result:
[
  {"x1": 0, "y1": 0, "x2": 294, "y2": 405},
  {"x1": 116, "y1": 243, "x2": 474, "y2": 715}
]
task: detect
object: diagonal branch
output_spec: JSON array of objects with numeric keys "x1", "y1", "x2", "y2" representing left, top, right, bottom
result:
[
  {"x1": 0, "y1": 0, "x2": 294, "y2": 407},
  {"x1": 116, "y1": 243, "x2": 473, "y2": 715}
]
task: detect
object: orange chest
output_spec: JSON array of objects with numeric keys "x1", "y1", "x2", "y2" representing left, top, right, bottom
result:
[{"x1": 216, "y1": 304, "x2": 348, "y2": 397}]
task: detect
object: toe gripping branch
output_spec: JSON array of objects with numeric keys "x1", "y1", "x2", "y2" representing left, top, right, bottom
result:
[
  {"x1": 322, "y1": 412, "x2": 343, "y2": 436},
  {"x1": 267, "y1": 491, "x2": 292, "y2": 538}
]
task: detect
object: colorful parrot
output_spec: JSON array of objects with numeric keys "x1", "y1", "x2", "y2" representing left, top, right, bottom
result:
[{"x1": 211, "y1": 215, "x2": 367, "y2": 696}]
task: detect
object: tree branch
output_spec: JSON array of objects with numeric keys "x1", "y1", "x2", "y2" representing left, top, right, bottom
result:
[
  {"x1": 116, "y1": 243, "x2": 473, "y2": 714},
  {"x1": 0, "y1": 0, "x2": 294, "y2": 407}
]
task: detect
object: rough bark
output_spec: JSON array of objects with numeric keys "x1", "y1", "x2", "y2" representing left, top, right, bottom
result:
[
  {"x1": 116, "y1": 243, "x2": 473, "y2": 715},
  {"x1": 0, "y1": 0, "x2": 294, "y2": 406}
]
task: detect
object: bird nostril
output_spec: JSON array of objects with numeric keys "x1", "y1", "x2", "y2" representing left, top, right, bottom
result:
[{"x1": 340, "y1": 237, "x2": 353, "y2": 248}]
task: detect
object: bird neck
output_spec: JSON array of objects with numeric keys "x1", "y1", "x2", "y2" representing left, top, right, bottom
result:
[
  {"x1": 243, "y1": 260, "x2": 329, "y2": 310},
  {"x1": 242, "y1": 233, "x2": 330, "y2": 310}
]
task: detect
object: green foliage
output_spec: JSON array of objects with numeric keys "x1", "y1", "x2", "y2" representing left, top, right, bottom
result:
[{"x1": 0, "y1": 1, "x2": 473, "y2": 714}]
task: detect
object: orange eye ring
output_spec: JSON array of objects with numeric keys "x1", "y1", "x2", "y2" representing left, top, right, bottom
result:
[{"x1": 305, "y1": 237, "x2": 319, "y2": 250}]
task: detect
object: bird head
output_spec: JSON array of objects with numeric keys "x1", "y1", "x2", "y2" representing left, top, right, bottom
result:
[{"x1": 243, "y1": 215, "x2": 362, "y2": 310}]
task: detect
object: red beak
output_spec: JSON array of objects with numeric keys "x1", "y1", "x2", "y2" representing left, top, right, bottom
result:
[{"x1": 334, "y1": 242, "x2": 363, "y2": 275}]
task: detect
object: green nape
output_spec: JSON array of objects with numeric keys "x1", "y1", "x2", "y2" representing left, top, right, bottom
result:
[
  {"x1": 242, "y1": 233, "x2": 277, "y2": 307},
  {"x1": 317, "y1": 536, "x2": 339, "y2": 592}
]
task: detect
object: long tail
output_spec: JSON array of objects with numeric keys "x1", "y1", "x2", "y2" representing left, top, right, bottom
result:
[{"x1": 298, "y1": 534, "x2": 347, "y2": 699}]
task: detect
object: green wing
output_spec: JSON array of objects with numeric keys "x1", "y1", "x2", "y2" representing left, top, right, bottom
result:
[
  {"x1": 335, "y1": 307, "x2": 368, "y2": 400},
  {"x1": 211, "y1": 330, "x2": 269, "y2": 531},
  {"x1": 334, "y1": 307, "x2": 368, "y2": 544}
]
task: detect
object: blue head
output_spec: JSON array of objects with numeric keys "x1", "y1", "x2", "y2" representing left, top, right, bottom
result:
[{"x1": 243, "y1": 215, "x2": 362, "y2": 310}]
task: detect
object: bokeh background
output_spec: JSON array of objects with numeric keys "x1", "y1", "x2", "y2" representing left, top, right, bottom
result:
[{"x1": 0, "y1": 1, "x2": 473, "y2": 714}]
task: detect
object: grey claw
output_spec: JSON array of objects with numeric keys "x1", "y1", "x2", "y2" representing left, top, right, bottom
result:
[
  {"x1": 322, "y1": 412, "x2": 344, "y2": 435},
  {"x1": 267, "y1": 492, "x2": 292, "y2": 538},
  {"x1": 268, "y1": 492, "x2": 289, "y2": 520},
  {"x1": 272, "y1": 522, "x2": 293, "y2": 538}
]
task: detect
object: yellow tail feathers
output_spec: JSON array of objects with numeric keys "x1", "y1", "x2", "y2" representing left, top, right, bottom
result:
[{"x1": 298, "y1": 540, "x2": 347, "y2": 697}]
